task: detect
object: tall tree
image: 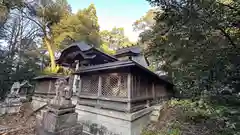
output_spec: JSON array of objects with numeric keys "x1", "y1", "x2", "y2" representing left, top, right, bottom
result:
[
  {"x1": 100, "y1": 27, "x2": 133, "y2": 50},
  {"x1": 25, "y1": 0, "x2": 71, "y2": 71},
  {"x1": 133, "y1": 8, "x2": 157, "y2": 32},
  {"x1": 0, "y1": 8, "x2": 41, "y2": 98},
  {"x1": 2, "y1": 8, "x2": 39, "y2": 61},
  {"x1": 140, "y1": 0, "x2": 240, "y2": 96},
  {"x1": 0, "y1": 0, "x2": 24, "y2": 38},
  {"x1": 52, "y1": 4, "x2": 101, "y2": 49}
]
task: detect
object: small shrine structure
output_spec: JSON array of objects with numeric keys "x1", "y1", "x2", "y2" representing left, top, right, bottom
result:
[
  {"x1": 32, "y1": 41, "x2": 174, "y2": 135},
  {"x1": 0, "y1": 81, "x2": 32, "y2": 115}
]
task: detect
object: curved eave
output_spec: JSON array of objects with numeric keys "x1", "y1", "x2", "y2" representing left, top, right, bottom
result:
[
  {"x1": 115, "y1": 46, "x2": 141, "y2": 56},
  {"x1": 92, "y1": 48, "x2": 118, "y2": 62},
  {"x1": 114, "y1": 52, "x2": 139, "y2": 58},
  {"x1": 57, "y1": 43, "x2": 118, "y2": 66},
  {"x1": 33, "y1": 75, "x2": 69, "y2": 81},
  {"x1": 62, "y1": 42, "x2": 93, "y2": 52}
]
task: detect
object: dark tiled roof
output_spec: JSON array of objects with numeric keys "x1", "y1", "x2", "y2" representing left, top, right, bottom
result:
[
  {"x1": 56, "y1": 41, "x2": 117, "y2": 66},
  {"x1": 159, "y1": 75, "x2": 173, "y2": 84},
  {"x1": 115, "y1": 46, "x2": 142, "y2": 56},
  {"x1": 33, "y1": 75, "x2": 69, "y2": 80},
  {"x1": 62, "y1": 41, "x2": 93, "y2": 52}
]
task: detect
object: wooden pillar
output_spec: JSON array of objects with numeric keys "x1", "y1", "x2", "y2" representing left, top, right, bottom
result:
[
  {"x1": 77, "y1": 78, "x2": 82, "y2": 96},
  {"x1": 48, "y1": 80, "x2": 52, "y2": 94},
  {"x1": 127, "y1": 73, "x2": 131, "y2": 112},
  {"x1": 146, "y1": 81, "x2": 150, "y2": 107},
  {"x1": 127, "y1": 73, "x2": 131, "y2": 99},
  {"x1": 152, "y1": 82, "x2": 155, "y2": 105},
  {"x1": 96, "y1": 75, "x2": 102, "y2": 108},
  {"x1": 152, "y1": 82, "x2": 155, "y2": 99},
  {"x1": 146, "y1": 83, "x2": 148, "y2": 97},
  {"x1": 73, "y1": 60, "x2": 80, "y2": 94},
  {"x1": 98, "y1": 76, "x2": 102, "y2": 97}
]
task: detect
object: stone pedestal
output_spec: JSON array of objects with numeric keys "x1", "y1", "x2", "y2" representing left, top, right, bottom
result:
[
  {"x1": 76, "y1": 105, "x2": 154, "y2": 135},
  {"x1": 0, "y1": 95, "x2": 22, "y2": 115},
  {"x1": 36, "y1": 77, "x2": 82, "y2": 135},
  {"x1": 37, "y1": 105, "x2": 83, "y2": 135},
  {"x1": 5, "y1": 95, "x2": 21, "y2": 105}
]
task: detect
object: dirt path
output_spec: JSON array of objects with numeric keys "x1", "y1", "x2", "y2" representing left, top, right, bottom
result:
[{"x1": 0, "y1": 102, "x2": 37, "y2": 135}]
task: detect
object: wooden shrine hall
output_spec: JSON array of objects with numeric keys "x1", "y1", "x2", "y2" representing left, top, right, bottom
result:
[
  {"x1": 32, "y1": 41, "x2": 174, "y2": 135},
  {"x1": 56, "y1": 42, "x2": 173, "y2": 112}
]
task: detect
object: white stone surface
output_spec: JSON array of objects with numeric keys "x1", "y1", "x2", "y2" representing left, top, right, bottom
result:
[
  {"x1": 76, "y1": 105, "x2": 152, "y2": 121},
  {"x1": 0, "y1": 104, "x2": 21, "y2": 115},
  {"x1": 32, "y1": 97, "x2": 165, "y2": 135},
  {"x1": 150, "y1": 104, "x2": 165, "y2": 122},
  {"x1": 31, "y1": 96, "x2": 48, "y2": 110},
  {"x1": 76, "y1": 105, "x2": 155, "y2": 135}
]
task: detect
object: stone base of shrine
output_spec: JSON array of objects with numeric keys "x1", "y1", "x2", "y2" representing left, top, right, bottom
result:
[
  {"x1": 32, "y1": 96, "x2": 49, "y2": 110},
  {"x1": 32, "y1": 97, "x2": 164, "y2": 135},
  {"x1": 37, "y1": 111, "x2": 82, "y2": 135},
  {"x1": 0, "y1": 104, "x2": 21, "y2": 115},
  {"x1": 76, "y1": 104, "x2": 156, "y2": 135},
  {"x1": 36, "y1": 102, "x2": 83, "y2": 135},
  {"x1": 32, "y1": 96, "x2": 78, "y2": 110},
  {"x1": 32, "y1": 96, "x2": 79, "y2": 124}
]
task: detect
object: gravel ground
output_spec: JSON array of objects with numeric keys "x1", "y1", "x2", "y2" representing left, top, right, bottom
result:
[{"x1": 0, "y1": 103, "x2": 37, "y2": 135}]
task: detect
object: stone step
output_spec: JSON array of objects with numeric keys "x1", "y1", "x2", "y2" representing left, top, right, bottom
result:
[
  {"x1": 150, "y1": 115, "x2": 159, "y2": 122},
  {"x1": 152, "y1": 105, "x2": 163, "y2": 111},
  {"x1": 150, "y1": 103, "x2": 167, "y2": 122},
  {"x1": 151, "y1": 110, "x2": 160, "y2": 116}
]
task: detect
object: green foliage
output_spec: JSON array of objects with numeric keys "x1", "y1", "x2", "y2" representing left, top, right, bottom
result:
[
  {"x1": 133, "y1": 8, "x2": 156, "y2": 31},
  {"x1": 52, "y1": 4, "x2": 101, "y2": 48},
  {"x1": 142, "y1": 124, "x2": 181, "y2": 135},
  {"x1": 0, "y1": 49, "x2": 40, "y2": 100},
  {"x1": 24, "y1": 0, "x2": 72, "y2": 70},
  {"x1": 142, "y1": 130, "x2": 159, "y2": 135},
  {"x1": 170, "y1": 99, "x2": 215, "y2": 123},
  {"x1": 33, "y1": 0, "x2": 71, "y2": 28},
  {"x1": 100, "y1": 27, "x2": 133, "y2": 49},
  {"x1": 139, "y1": 1, "x2": 240, "y2": 133},
  {"x1": 100, "y1": 43, "x2": 116, "y2": 55},
  {"x1": 168, "y1": 98, "x2": 240, "y2": 134},
  {"x1": 43, "y1": 65, "x2": 60, "y2": 75},
  {"x1": 141, "y1": 0, "x2": 240, "y2": 97},
  {"x1": 148, "y1": 64, "x2": 157, "y2": 72},
  {"x1": 42, "y1": 65, "x2": 72, "y2": 75}
]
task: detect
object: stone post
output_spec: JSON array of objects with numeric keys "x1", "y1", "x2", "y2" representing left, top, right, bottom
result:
[{"x1": 37, "y1": 78, "x2": 83, "y2": 135}]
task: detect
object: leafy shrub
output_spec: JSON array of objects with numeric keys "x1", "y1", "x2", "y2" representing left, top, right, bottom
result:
[
  {"x1": 43, "y1": 65, "x2": 60, "y2": 74},
  {"x1": 143, "y1": 98, "x2": 239, "y2": 135},
  {"x1": 142, "y1": 130, "x2": 159, "y2": 135},
  {"x1": 170, "y1": 99, "x2": 215, "y2": 123},
  {"x1": 169, "y1": 98, "x2": 240, "y2": 134},
  {"x1": 142, "y1": 126, "x2": 181, "y2": 135},
  {"x1": 100, "y1": 43, "x2": 116, "y2": 55},
  {"x1": 42, "y1": 65, "x2": 72, "y2": 75}
]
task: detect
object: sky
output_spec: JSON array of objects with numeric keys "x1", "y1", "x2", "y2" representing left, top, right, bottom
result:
[{"x1": 67, "y1": 0, "x2": 151, "y2": 42}]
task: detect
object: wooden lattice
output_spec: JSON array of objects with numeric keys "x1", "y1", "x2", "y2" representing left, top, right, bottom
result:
[
  {"x1": 101, "y1": 73, "x2": 128, "y2": 98},
  {"x1": 155, "y1": 84, "x2": 164, "y2": 97},
  {"x1": 147, "y1": 81, "x2": 152, "y2": 97},
  {"x1": 132, "y1": 75, "x2": 153, "y2": 98},
  {"x1": 139, "y1": 77, "x2": 147, "y2": 96},
  {"x1": 81, "y1": 75, "x2": 98, "y2": 95}
]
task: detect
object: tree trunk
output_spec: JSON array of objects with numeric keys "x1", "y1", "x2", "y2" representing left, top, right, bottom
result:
[{"x1": 44, "y1": 38, "x2": 56, "y2": 71}]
